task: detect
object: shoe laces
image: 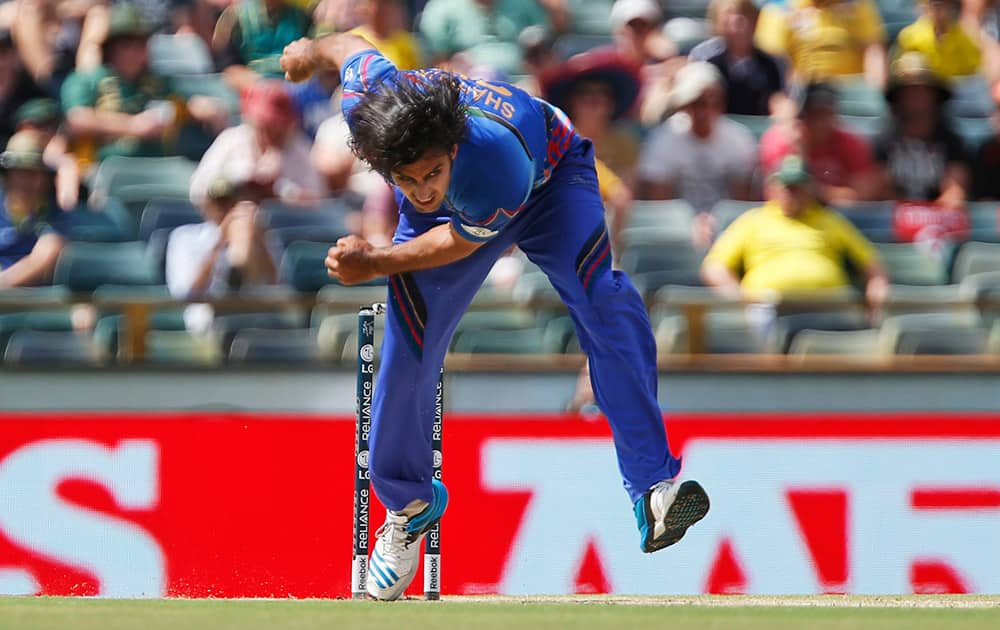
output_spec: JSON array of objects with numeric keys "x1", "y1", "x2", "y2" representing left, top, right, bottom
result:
[{"x1": 375, "y1": 512, "x2": 413, "y2": 558}]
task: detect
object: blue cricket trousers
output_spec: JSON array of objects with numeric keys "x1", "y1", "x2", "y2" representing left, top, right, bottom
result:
[{"x1": 370, "y1": 137, "x2": 682, "y2": 510}]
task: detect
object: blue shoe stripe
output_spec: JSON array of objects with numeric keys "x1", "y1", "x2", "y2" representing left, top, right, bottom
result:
[
  {"x1": 370, "y1": 555, "x2": 394, "y2": 588},
  {"x1": 373, "y1": 550, "x2": 399, "y2": 582}
]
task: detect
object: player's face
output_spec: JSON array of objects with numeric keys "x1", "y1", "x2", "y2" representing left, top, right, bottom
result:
[{"x1": 391, "y1": 146, "x2": 456, "y2": 213}]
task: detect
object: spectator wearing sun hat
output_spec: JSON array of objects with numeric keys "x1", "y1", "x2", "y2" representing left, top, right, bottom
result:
[
  {"x1": 542, "y1": 48, "x2": 642, "y2": 185},
  {"x1": 189, "y1": 79, "x2": 326, "y2": 208},
  {"x1": 13, "y1": 98, "x2": 81, "y2": 211},
  {"x1": 873, "y1": 52, "x2": 970, "y2": 205},
  {"x1": 0, "y1": 130, "x2": 70, "y2": 288}
]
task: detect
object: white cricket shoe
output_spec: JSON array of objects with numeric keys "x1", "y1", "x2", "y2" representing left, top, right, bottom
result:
[
  {"x1": 634, "y1": 478, "x2": 709, "y2": 553},
  {"x1": 367, "y1": 479, "x2": 448, "y2": 601}
]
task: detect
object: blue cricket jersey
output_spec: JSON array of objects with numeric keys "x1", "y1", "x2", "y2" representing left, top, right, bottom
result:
[{"x1": 340, "y1": 49, "x2": 576, "y2": 242}]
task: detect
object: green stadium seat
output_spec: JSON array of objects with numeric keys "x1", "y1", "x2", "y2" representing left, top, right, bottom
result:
[
  {"x1": 567, "y1": 0, "x2": 613, "y2": 34},
  {"x1": 655, "y1": 310, "x2": 763, "y2": 354},
  {"x1": 953, "y1": 241, "x2": 1000, "y2": 282},
  {"x1": 228, "y1": 328, "x2": 320, "y2": 364},
  {"x1": 894, "y1": 327, "x2": 988, "y2": 355},
  {"x1": 139, "y1": 199, "x2": 202, "y2": 241},
  {"x1": 875, "y1": 243, "x2": 951, "y2": 285},
  {"x1": 711, "y1": 199, "x2": 759, "y2": 230},
  {"x1": 947, "y1": 75, "x2": 995, "y2": 119},
  {"x1": 512, "y1": 270, "x2": 560, "y2": 303},
  {"x1": 770, "y1": 310, "x2": 869, "y2": 353},
  {"x1": 879, "y1": 311, "x2": 984, "y2": 354},
  {"x1": 840, "y1": 115, "x2": 884, "y2": 142},
  {"x1": 624, "y1": 199, "x2": 696, "y2": 238},
  {"x1": 53, "y1": 242, "x2": 158, "y2": 292},
  {"x1": 787, "y1": 329, "x2": 881, "y2": 356},
  {"x1": 149, "y1": 33, "x2": 213, "y2": 76},
  {"x1": 950, "y1": 116, "x2": 993, "y2": 152},
  {"x1": 0, "y1": 310, "x2": 75, "y2": 355},
  {"x1": 89, "y1": 156, "x2": 197, "y2": 208},
  {"x1": 260, "y1": 199, "x2": 352, "y2": 231},
  {"x1": 144, "y1": 330, "x2": 221, "y2": 366},
  {"x1": 552, "y1": 33, "x2": 614, "y2": 59},
  {"x1": 619, "y1": 241, "x2": 703, "y2": 276},
  {"x1": 451, "y1": 327, "x2": 550, "y2": 354},
  {"x1": 882, "y1": 283, "x2": 971, "y2": 319},
  {"x1": 836, "y1": 79, "x2": 887, "y2": 118},
  {"x1": 4, "y1": 330, "x2": 101, "y2": 365},
  {"x1": 967, "y1": 201, "x2": 1000, "y2": 242}
]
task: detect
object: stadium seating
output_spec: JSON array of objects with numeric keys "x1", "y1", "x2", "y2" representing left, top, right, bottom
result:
[
  {"x1": 54, "y1": 242, "x2": 159, "y2": 292},
  {"x1": 875, "y1": 243, "x2": 952, "y2": 285},
  {"x1": 787, "y1": 329, "x2": 882, "y2": 356},
  {"x1": 953, "y1": 242, "x2": 1000, "y2": 282},
  {"x1": 622, "y1": 199, "x2": 696, "y2": 242},
  {"x1": 138, "y1": 199, "x2": 203, "y2": 241},
  {"x1": 4, "y1": 330, "x2": 101, "y2": 365},
  {"x1": 724, "y1": 115, "x2": 771, "y2": 141},
  {"x1": 228, "y1": 328, "x2": 321, "y2": 364},
  {"x1": 836, "y1": 79, "x2": 888, "y2": 118},
  {"x1": 149, "y1": 33, "x2": 214, "y2": 76},
  {"x1": 143, "y1": 330, "x2": 221, "y2": 366},
  {"x1": 710, "y1": 199, "x2": 758, "y2": 231},
  {"x1": 967, "y1": 202, "x2": 1000, "y2": 242}
]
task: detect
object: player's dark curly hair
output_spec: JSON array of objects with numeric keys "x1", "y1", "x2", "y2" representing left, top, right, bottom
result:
[{"x1": 347, "y1": 74, "x2": 468, "y2": 180}]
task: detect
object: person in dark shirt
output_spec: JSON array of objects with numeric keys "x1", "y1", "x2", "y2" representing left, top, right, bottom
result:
[
  {"x1": 972, "y1": 81, "x2": 1000, "y2": 200},
  {"x1": 688, "y1": 0, "x2": 784, "y2": 116},
  {"x1": 0, "y1": 30, "x2": 47, "y2": 152},
  {"x1": 873, "y1": 52, "x2": 969, "y2": 205}
]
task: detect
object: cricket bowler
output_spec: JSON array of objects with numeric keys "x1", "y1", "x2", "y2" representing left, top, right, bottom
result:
[{"x1": 280, "y1": 34, "x2": 709, "y2": 601}]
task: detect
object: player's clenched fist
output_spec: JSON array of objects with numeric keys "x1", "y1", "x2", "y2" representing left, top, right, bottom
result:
[
  {"x1": 326, "y1": 235, "x2": 379, "y2": 285},
  {"x1": 281, "y1": 38, "x2": 318, "y2": 83}
]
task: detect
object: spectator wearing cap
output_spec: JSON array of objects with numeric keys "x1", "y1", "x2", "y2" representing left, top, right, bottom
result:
[
  {"x1": 166, "y1": 176, "x2": 280, "y2": 333},
  {"x1": 702, "y1": 154, "x2": 888, "y2": 306},
  {"x1": 688, "y1": 0, "x2": 785, "y2": 116},
  {"x1": 897, "y1": 0, "x2": 982, "y2": 79},
  {"x1": 14, "y1": 97, "x2": 81, "y2": 211},
  {"x1": 610, "y1": 0, "x2": 681, "y2": 124},
  {"x1": 972, "y1": 80, "x2": 1000, "y2": 199},
  {"x1": 213, "y1": 0, "x2": 313, "y2": 90},
  {"x1": 0, "y1": 130, "x2": 70, "y2": 288},
  {"x1": 61, "y1": 4, "x2": 229, "y2": 173},
  {"x1": 189, "y1": 79, "x2": 326, "y2": 209},
  {"x1": 638, "y1": 61, "x2": 757, "y2": 247},
  {"x1": 874, "y1": 52, "x2": 970, "y2": 205},
  {"x1": 514, "y1": 25, "x2": 559, "y2": 97},
  {"x1": 0, "y1": 29, "x2": 46, "y2": 150},
  {"x1": 418, "y1": 0, "x2": 569, "y2": 75},
  {"x1": 610, "y1": 0, "x2": 675, "y2": 66},
  {"x1": 759, "y1": 82, "x2": 881, "y2": 205},
  {"x1": 755, "y1": 0, "x2": 888, "y2": 89}
]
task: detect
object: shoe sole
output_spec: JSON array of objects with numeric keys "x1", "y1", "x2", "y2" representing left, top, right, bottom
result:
[{"x1": 645, "y1": 480, "x2": 710, "y2": 553}]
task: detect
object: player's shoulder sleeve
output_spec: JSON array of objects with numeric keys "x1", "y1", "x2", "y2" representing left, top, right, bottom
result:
[
  {"x1": 339, "y1": 49, "x2": 399, "y2": 121},
  {"x1": 448, "y1": 113, "x2": 536, "y2": 243}
]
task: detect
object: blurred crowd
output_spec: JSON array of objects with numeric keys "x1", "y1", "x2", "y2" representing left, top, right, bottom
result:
[{"x1": 2, "y1": 0, "x2": 1000, "y2": 378}]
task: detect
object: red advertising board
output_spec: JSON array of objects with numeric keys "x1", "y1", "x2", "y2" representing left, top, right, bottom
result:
[{"x1": 1, "y1": 412, "x2": 999, "y2": 598}]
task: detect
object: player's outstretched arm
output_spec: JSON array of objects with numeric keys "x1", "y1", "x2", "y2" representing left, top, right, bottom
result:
[
  {"x1": 280, "y1": 33, "x2": 373, "y2": 83},
  {"x1": 326, "y1": 225, "x2": 483, "y2": 285}
]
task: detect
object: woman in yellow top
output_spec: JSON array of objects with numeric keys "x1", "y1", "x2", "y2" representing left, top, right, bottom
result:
[
  {"x1": 755, "y1": 0, "x2": 888, "y2": 88},
  {"x1": 896, "y1": 0, "x2": 982, "y2": 78}
]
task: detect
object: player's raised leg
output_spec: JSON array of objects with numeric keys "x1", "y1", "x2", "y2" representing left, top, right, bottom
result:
[{"x1": 514, "y1": 138, "x2": 709, "y2": 552}]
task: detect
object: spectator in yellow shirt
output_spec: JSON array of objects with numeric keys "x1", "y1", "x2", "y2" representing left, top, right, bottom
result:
[
  {"x1": 896, "y1": 0, "x2": 982, "y2": 78},
  {"x1": 702, "y1": 155, "x2": 888, "y2": 304},
  {"x1": 348, "y1": 0, "x2": 422, "y2": 71},
  {"x1": 755, "y1": 0, "x2": 888, "y2": 88}
]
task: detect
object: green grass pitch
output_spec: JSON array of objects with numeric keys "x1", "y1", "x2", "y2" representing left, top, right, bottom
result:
[{"x1": 2, "y1": 596, "x2": 998, "y2": 630}]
